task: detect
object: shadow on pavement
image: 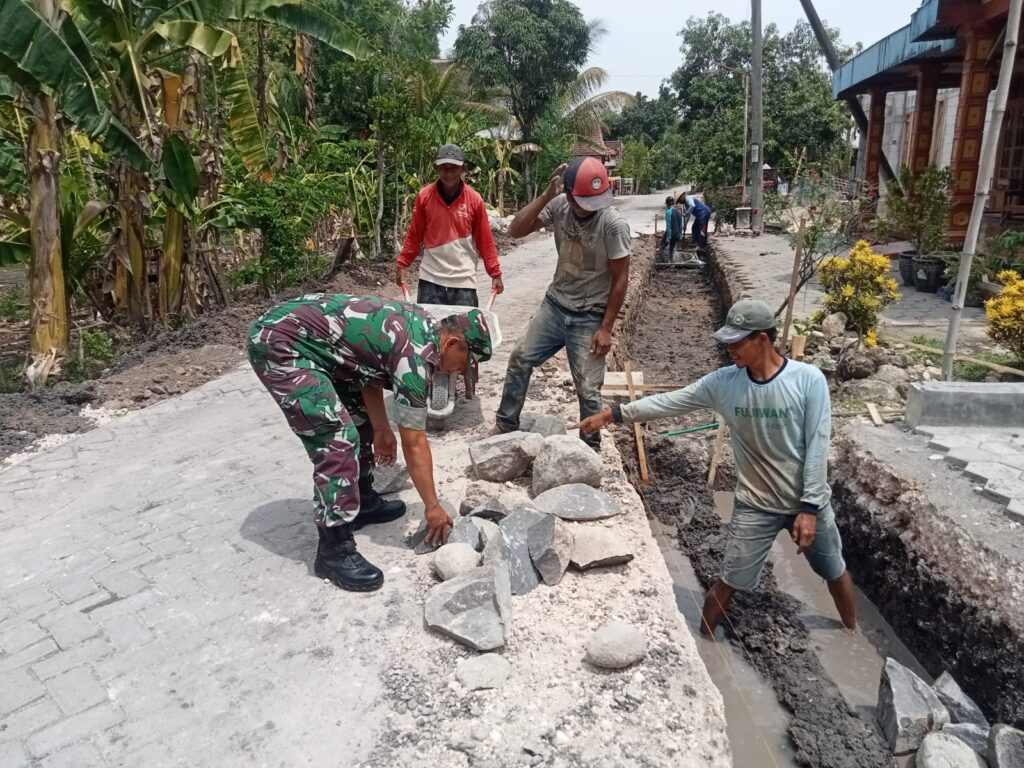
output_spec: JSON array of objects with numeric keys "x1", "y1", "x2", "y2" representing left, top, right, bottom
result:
[{"x1": 241, "y1": 498, "x2": 313, "y2": 566}]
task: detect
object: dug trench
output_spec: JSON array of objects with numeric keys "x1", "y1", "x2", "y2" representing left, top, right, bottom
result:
[{"x1": 610, "y1": 244, "x2": 896, "y2": 768}]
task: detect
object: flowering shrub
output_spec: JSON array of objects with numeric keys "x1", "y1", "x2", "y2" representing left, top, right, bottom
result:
[
  {"x1": 817, "y1": 240, "x2": 900, "y2": 343},
  {"x1": 985, "y1": 270, "x2": 1024, "y2": 363}
]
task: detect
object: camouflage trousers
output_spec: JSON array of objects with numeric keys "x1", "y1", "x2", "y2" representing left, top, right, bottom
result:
[{"x1": 247, "y1": 327, "x2": 375, "y2": 527}]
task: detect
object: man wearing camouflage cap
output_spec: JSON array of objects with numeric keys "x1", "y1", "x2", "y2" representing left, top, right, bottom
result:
[{"x1": 248, "y1": 294, "x2": 492, "y2": 592}]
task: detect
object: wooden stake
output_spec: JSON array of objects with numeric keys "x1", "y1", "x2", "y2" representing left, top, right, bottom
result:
[
  {"x1": 865, "y1": 402, "x2": 884, "y2": 426},
  {"x1": 779, "y1": 217, "x2": 807, "y2": 352},
  {"x1": 624, "y1": 362, "x2": 650, "y2": 485},
  {"x1": 791, "y1": 335, "x2": 807, "y2": 361},
  {"x1": 707, "y1": 418, "x2": 727, "y2": 488}
]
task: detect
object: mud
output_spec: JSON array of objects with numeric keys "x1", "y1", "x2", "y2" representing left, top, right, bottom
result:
[
  {"x1": 0, "y1": 258, "x2": 408, "y2": 461},
  {"x1": 614, "y1": 244, "x2": 892, "y2": 767}
]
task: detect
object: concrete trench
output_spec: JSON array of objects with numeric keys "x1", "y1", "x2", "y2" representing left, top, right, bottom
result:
[{"x1": 608, "y1": 237, "x2": 1024, "y2": 766}]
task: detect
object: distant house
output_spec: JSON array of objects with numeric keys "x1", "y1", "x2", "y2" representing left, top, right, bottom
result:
[
  {"x1": 833, "y1": 0, "x2": 1023, "y2": 241},
  {"x1": 570, "y1": 128, "x2": 623, "y2": 173}
]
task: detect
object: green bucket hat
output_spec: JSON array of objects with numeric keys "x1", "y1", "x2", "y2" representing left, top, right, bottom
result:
[{"x1": 445, "y1": 309, "x2": 492, "y2": 364}]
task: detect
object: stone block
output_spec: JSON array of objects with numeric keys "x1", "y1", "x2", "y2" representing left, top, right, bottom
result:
[
  {"x1": 531, "y1": 435, "x2": 603, "y2": 496},
  {"x1": 468, "y1": 432, "x2": 544, "y2": 482},
  {"x1": 519, "y1": 412, "x2": 567, "y2": 437},
  {"x1": 927, "y1": 435, "x2": 981, "y2": 453},
  {"x1": 941, "y1": 723, "x2": 989, "y2": 755},
  {"x1": 961, "y1": 461, "x2": 1012, "y2": 483},
  {"x1": 532, "y1": 484, "x2": 622, "y2": 521},
  {"x1": 1007, "y1": 498, "x2": 1024, "y2": 523},
  {"x1": 932, "y1": 672, "x2": 988, "y2": 727},
  {"x1": 527, "y1": 515, "x2": 574, "y2": 586},
  {"x1": 905, "y1": 382, "x2": 1024, "y2": 429},
  {"x1": 570, "y1": 527, "x2": 634, "y2": 570},
  {"x1": 877, "y1": 657, "x2": 949, "y2": 754},
  {"x1": 497, "y1": 509, "x2": 545, "y2": 595},
  {"x1": 840, "y1": 379, "x2": 901, "y2": 404},
  {"x1": 916, "y1": 732, "x2": 986, "y2": 768},
  {"x1": 989, "y1": 724, "x2": 1024, "y2": 768},
  {"x1": 983, "y1": 474, "x2": 1024, "y2": 505},
  {"x1": 424, "y1": 566, "x2": 512, "y2": 652}
]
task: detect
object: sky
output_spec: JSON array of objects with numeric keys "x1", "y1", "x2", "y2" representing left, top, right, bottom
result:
[{"x1": 439, "y1": 0, "x2": 921, "y2": 98}]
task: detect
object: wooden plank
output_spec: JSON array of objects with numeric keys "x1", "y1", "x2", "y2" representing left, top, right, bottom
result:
[
  {"x1": 601, "y1": 383, "x2": 680, "y2": 394},
  {"x1": 624, "y1": 362, "x2": 650, "y2": 485},
  {"x1": 791, "y1": 334, "x2": 807, "y2": 361},
  {"x1": 604, "y1": 370, "x2": 645, "y2": 388},
  {"x1": 865, "y1": 402, "x2": 884, "y2": 426},
  {"x1": 707, "y1": 418, "x2": 727, "y2": 488}
]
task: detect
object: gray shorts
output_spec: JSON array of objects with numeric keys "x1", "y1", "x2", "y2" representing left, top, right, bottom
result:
[{"x1": 721, "y1": 502, "x2": 847, "y2": 591}]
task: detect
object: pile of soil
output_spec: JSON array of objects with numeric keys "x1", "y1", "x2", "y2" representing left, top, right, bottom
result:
[
  {"x1": 613, "y1": 243, "x2": 892, "y2": 768},
  {"x1": 0, "y1": 257, "x2": 404, "y2": 461}
]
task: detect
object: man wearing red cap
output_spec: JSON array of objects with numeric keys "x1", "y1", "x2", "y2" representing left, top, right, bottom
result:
[{"x1": 492, "y1": 156, "x2": 631, "y2": 450}]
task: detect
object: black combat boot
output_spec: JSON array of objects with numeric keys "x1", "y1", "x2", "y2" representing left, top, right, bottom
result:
[
  {"x1": 314, "y1": 524, "x2": 384, "y2": 592},
  {"x1": 352, "y1": 474, "x2": 407, "y2": 530}
]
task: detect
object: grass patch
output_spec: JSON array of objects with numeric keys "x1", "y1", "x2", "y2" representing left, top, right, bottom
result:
[
  {"x1": 905, "y1": 335, "x2": 1018, "y2": 381},
  {"x1": 63, "y1": 328, "x2": 118, "y2": 382},
  {"x1": 0, "y1": 285, "x2": 28, "y2": 322}
]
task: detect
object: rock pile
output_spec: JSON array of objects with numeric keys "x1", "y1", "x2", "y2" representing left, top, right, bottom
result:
[
  {"x1": 876, "y1": 658, "x2": 1021, "y2": 767},
  {"x1": 413, "y1": 416, "x2": 641, "y2": 683}
]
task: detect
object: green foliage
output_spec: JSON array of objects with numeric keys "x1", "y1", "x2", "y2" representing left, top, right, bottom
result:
[
  {"x1": 0, "y1": 283, "x2": 27, "y2": 322},
  {"x1": 668, "y1": 14, "x2": 852, "y2": 189},
  {"x1": 817, "y1": 241, "x2": 900, "y2": 339},
  {"x1": 454, "y1": 0, "x2": 593, "y2": 141},
  {"x1": 617, "y1": 141, "x2": 656, "y2": 194},
  {"x1": 885, "y1": 165, "x2": 955, "y2": 255},
  {"x1": 702, "y1": 187, "x2": 741, "y2": 226},
  {"x1": 607, "y1": 88, "x2": 678, "y2": 146},
  {"x1": 983, "y1": 229, "x2": 1024, "y2": 274},
  {"x1": 64, "y1": 328, "x2": 117, "y2": 381},
  {"x1": 907, "y1": 334, "x2": 1018, "y2": 380}
]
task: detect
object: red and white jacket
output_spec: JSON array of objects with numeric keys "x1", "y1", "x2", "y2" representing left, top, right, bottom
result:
[{"x1": 398, "y1": 182, "x2": 501, "y2": 290}]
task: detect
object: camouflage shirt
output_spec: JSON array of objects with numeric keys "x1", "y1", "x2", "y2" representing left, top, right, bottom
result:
[{"x1": 250, "y1": 293, "x2": 440, "y2": 430}]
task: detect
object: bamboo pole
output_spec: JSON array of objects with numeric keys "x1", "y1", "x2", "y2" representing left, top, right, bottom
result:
[
  {"x1": 707, "y1": 420, "x2": 727, "y2": 488},
  {"x1": 779, "y1": 217, "x2": 807, "y2": 352},
  {"x1": 624, "y1": 362, "x2": 650, "y2": 485},
  {"x1": 943, "y1": 0, "x2": 1023, "y2": 379}
]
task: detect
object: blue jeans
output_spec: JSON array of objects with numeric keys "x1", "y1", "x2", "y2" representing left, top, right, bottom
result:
[
  {"x1": 692, "y1": 210, "x2": 710, "y2": 247},
  {"x1": 496, "y1": 297, "x2": 606, "y2": 447},
  {"x1": 721, "y1": 502, "x2": 847, "y2": 591}
]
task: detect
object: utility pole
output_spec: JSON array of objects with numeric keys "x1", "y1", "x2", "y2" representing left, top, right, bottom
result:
[
  {"x1": 741, "y1": 71, "x2": 750, "y2": 205},
  {"x1": 750, "y1": 0, "x2": 764, "y2": 232},
  {"x1": 942, "y1": 0, "x2": 1023, "y2": 378}
]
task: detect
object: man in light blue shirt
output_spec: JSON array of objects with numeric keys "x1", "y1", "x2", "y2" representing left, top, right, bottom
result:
[
  {"x1": 678, "y1": 193, "x2": 711, "y2": 248},
  {"x1": 576, "y1": 298, "x2": 856, "y2": 636}
]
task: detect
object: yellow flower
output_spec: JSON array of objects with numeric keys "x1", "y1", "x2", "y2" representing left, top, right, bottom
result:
[
  {"x1": 841, "y1": 284, "x2": 855, "y2": 298},
  {"x1": 865, "y1": 330, "x2": 878, "y2": 347}
]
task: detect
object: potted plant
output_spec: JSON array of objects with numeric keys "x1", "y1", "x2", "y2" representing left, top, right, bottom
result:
[
  {"x1": 885, "y1": 165, "x2": 955, "y2": 290},
  {"x1": 939, "y1": 252, "x2": 987, "y2": 306}
]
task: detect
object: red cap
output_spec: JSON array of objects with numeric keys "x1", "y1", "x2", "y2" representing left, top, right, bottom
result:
[{"x1": 563, "y1": 157, "x2": 613, "y2": 212}]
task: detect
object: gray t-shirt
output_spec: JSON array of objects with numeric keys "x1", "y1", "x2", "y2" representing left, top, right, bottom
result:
[{"x1": 539, "y1": 195, "x2": 632, "y2": 314}]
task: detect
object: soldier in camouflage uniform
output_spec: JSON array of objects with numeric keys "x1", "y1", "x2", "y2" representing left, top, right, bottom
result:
[{"x1": 248, "y1": 293, "x2": 493, "y2": 592}]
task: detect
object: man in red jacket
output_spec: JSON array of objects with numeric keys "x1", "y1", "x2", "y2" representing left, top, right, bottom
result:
[{"x1": 396, "y1": 144, "x2": 503, "y2": 307}]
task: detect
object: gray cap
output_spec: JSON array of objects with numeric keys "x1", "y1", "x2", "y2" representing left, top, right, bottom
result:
[
  {"x1": 435, "y1": 143, "x2": 465, "y2": 166},
  {"x1": 714, "y1": 298, "x2": 775, "y2": 343}
]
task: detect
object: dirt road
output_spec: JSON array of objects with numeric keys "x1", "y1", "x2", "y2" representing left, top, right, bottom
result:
[{"x1": 0, "y1": 193, "x2": 730, "y2": 767}]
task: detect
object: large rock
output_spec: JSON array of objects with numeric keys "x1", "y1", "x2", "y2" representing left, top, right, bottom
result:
[
  {"x1": 467, "y1": 497, "x2": 510, "y2": 522},
  {"x1": 570, "y1": 527, "x2": 634, "y2": 570},
  {"x1": 877, "y1": 658, "x2": 950, "y2": 754},
  {"x1": 874, "y1": 364, "x2": 911, "y2": 388},
  {"x1": 469, "y1": 431, "x2": 545, "y2": 482},
  {"x1": 839, "y1": 352, "x2": 878, "y2": 380},
  {"x1": 520, "y1": 412, "x2": 567, "y2": 437},
  {"x1": 585, "y1": 621, "x2": 647, "y2": 669},
  {"x1": 531, "y1": 435, "x2": 603, "y2": 496},
  {"x1": 941, "y1": 723, "x2": 989, "y2": 755},
  {"x1": 527, "y1": 515, "x2": 574, "y2": 586},
  {"x1": 459, "y1": 481, "x2": 494, "y2": 516},
  {"x1": 497, "y1": 508, "x2": 545, "y2": 595},
  {"x1": 820, "y1": 311, "x2": 848, "y2": 340},
  {"x1": 424, "y1": 566, "x2": 512, "y2": 651},
  {"x1": 456, "y1": 654, "x2": 511, "y2": 691},
  {"x1": 990, "y1": 724, "x2": 1024, "y2": 768},
  {"x1": 933, "y1": 672, "x2": 988, "y2": 727},
  {"x1": 451, "y1": 516, "x2": 500, "y2": 552},
  {"x1": 373, "y1": 462, "x2": 411, "y2": 494},
  {"x1": 842, "y1": 379, "x2": 902, "y2": 404},
  {"x1": 916, "y1": 732, "x2": 986, "y2": 768},
  {"x1": 532, "y1": 484, "x2": 622, "y2": 521},
  {"x1": 433, "y1": 543, "x2": 482, "y2": 581}
]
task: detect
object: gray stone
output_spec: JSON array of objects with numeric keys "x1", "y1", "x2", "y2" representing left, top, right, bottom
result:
[
  {"x1": 482, "y1": 524, "x2": 509, "y2": 566},
  {"x1": 455, "y1": 654, "x2": 511, "y2": 691},
  {"x1": 840, "y1": 352, "x2": 878, "y2": 380},
  {"x1": 450, "y1": 516, "x2": 485, "y2": 550},
  {"x1": 498, "y1": 508, "x2": 546, "y2": 595},
  {"x1": 906, "y1": 382, "x2": 1024, "y2": 429},
  {"x1": 531, "y1": 435, "x2": 603, "y2": 496},
  {"x1": 473, "y1": 518, "x2": 500, "y2": 549},
  {"x1": 983, "y1": 474, "x2": 1024, "y2": 505},
  {"x1": 807, "y1": 353, "x2": 837, "y2": 374},
  {"x1": 990, "y1": 724, "x2": 1024, "y2": 768},
  {"x1": 933, "y1": 672, "x2": 989, "y2": 727},
  {"x1": 373, "y1": 463, "x2": 411, "y2": 494},
  {"x1": 424, "y1": 566, "x2": 512, "y2": 651},
  {"x1": 916, "y1": 732, "x2": 986, "y2": 768},
  {"x1": 459, "y1": 481, "x2": 493, "y2": 516},
  {"x1": 532, "y1": 484, "x2": 622, "y2": 521},
  {"x1": 841, "y1": 379, "x2": 902, "y2": 404},
  {"x1": 1008, "y1": 497, "x2": 1024, "y2": 523},
  {"x1": 520, "y1": 412, "x2": 567, "y2": 437},
  {"x1": 433, "y1": 543, "x2": 482, "y2": 581},
  {"x1": 527, "y1": 515, "x2": 574, "y2": 586},
  {"x1": 585, "y1": 621, "x2": 647, "y2": 669},
  {"x1": 941, "y1": 723, "x2": 989, "y2": 755},
  {"x1": 877, "y1": 658, "x2": 950, "y2": 754},
  {"x1": 467, "y1": 497, "x2": 510, "y2": 522},
  {"x1": 874, "y1": 364, "x2": 910, "y2": 388},
  {"x1": 570, "y1": 527, "x2": 634, "y2": 570},
  {"x1": 469, "y1": 431, "x2": 545, "y2": 482},
  {"x1": 410, "y1": 501, "x2": 457, "y2": 554},
  {"x1": 820, "y1": 311, "x2": 848, "y2": 340}
]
